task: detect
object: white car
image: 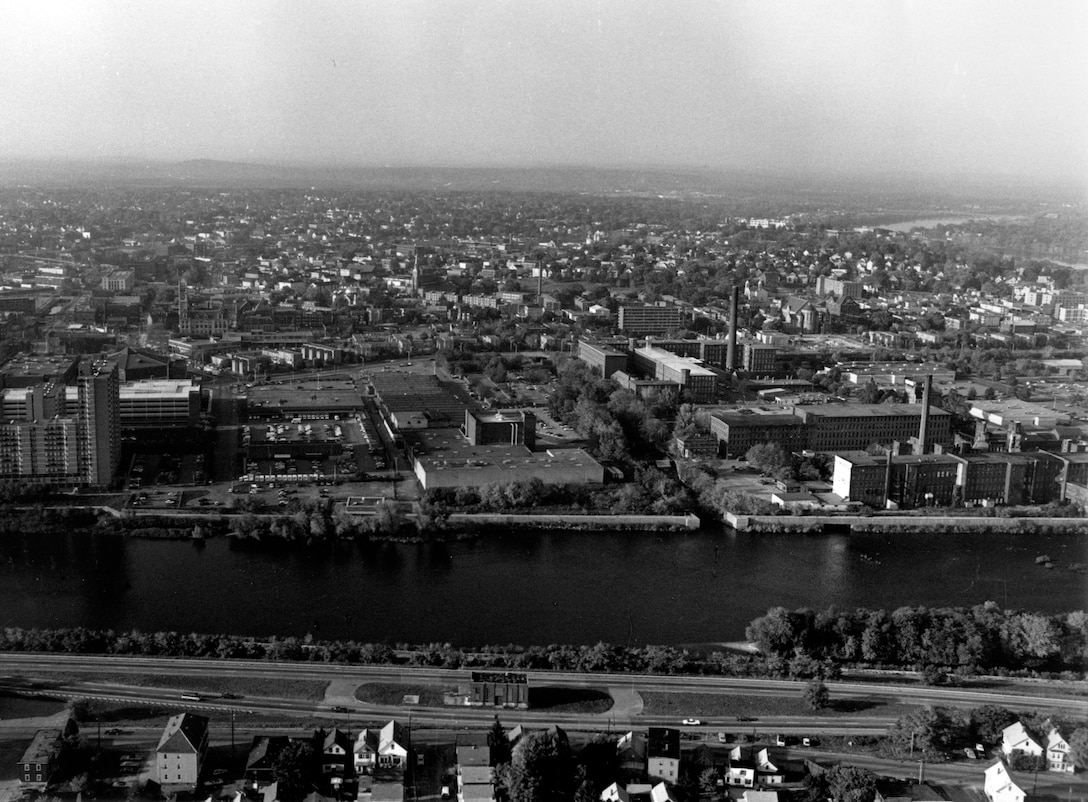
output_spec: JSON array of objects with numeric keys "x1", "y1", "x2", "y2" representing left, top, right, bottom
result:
[{"x1": 681, "y1": 718, "x2": 702, "y2": 726}]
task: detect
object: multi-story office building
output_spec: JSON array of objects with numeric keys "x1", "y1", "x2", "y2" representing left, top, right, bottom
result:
[
  {"x1": 709, "y1": 409, "x2": 808, "y2": 458},
  {"x1": 796, "y1": 404, "x2": 952, "y2": 452},
  {"x1": 117, "y1": 379, "x2": 201, "y2": 429},
  {"x1": 743, "y1": 343, "x2": 778, "y2": 374},
  {"x1": 650, "y1": 338, "x2": 730, "y2": 367},
  {"x1": 464, "y1": 409, "x2": 536, "y2": 450},
  {"x1": 952, "y1": 452, "x2": 1062, "y2": 505},
  {"x1": 710, "y1": 402, "x2": 952, "y2": 458},
  {"x1": 630, "y1": 346, "x2": 718, "y2": 402},
  {"x1": 816, "y1": 276, "x2": 862, "y2": 299},
  {"x1": 577, "y1": 339, "x2": 629, "y2": 379},
  {"x1": 100, "y1": 269, "x2": 135, "y2": 292},
  {"x1": 833, "y1": 452, "x2": 960, "y2": 509}
]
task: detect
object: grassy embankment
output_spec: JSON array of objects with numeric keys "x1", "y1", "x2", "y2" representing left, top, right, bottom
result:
[{"x1": 355, "y1": 683, "x2": 613, "y2": 714}]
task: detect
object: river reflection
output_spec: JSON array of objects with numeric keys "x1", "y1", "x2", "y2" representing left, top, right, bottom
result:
[{"x1": 1, "y1": 528, "x2": 1084, "y2": 645}]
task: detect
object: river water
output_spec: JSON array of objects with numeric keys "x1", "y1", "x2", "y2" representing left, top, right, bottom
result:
[{"x1": 1, "y1": 529, "x2": 1085, "y2": 647}]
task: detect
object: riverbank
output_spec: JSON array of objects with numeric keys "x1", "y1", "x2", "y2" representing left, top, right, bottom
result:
[
  {"x1": 0, "y1": 503, "x2": 702, "y2": 543},
  {"x1": 445, "y1": 512, "x2": 700, "y2": 531},
  {"x1": 724, "y1": 512, "x2": 1088, "y2": 535}
]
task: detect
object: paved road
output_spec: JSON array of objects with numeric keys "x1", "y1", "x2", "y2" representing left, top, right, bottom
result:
[{"x1": 0, "y1": 654, "x2": 1084, "y2": 733}]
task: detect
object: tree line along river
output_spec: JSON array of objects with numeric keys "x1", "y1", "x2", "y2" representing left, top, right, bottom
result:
[{"x1": 0, "y1": 527, "x2": 1084, "y2": 647}]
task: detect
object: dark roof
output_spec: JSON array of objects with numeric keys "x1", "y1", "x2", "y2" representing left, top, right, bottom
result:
[
  {"x1": 647, "y1": 728, "x2": 680, "y2": 760},
  {"x1": 156, "y1": 713, "x2": 208, "y2": 755},
  {"x1": 247, "y1": 736, "x2": 290, "y2": 769},
  {"x1": 456, "y1": 745, "x2": 491, "y2": 767}
]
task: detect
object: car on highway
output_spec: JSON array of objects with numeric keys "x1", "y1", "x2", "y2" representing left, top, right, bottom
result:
[{"x1": 681, "y1": 718, "x2": 702, "y2": 726}]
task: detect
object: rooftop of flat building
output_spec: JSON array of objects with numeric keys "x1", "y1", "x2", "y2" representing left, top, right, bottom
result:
[
  {"x1": 799, "y1": 403, "x2": 951, "y2": 418},
  {"x1": 0, "y1": 354, "x2": 79, "y2": 379},
  {"x1": 470, "y1": 409, "x2": 532, "y2": 424},
  {"x1": 119, "y1": 379, "x2": 199, "y2": 395},
  {"x1": 635, "y1": 345, "x2": 717, "y2": 376}
]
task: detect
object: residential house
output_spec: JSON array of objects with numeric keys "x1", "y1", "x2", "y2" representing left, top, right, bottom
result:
[
  {"x1": 650, "y1": 782, "x2": 678, "y2": 802},
  {"x1": 261, "y1": 781, "x2": 280, "y2": 802},
  {"x1": 378, "y1": 720, "x2": 409, "y2": 769},
  {"x1": 726, "y1": 746, "x2": 757, "y2": 788},
  {"x1": 246, "y1": 736, "x2": 290, "y2": 791},
  {"x1": 600, "y1": 782, "x2": 630, "y2": 802},
  {"x1": 744, "y1": 792, "x2": 781, "y2": 802},
  {"x1": 1043, "y1": 719, "x2": 1074, "y2": 773},
  {"x1": 1001, "y1": 721, "x2": 1044, "y2": 760},
  {"x1": 616, "y1": 731, "x2": 648, "y2": 777},
  {"x1": 647, "y1": 728, "x2": 680, "y2": 783},
  {"x1": 457, "y1": 754, "x2": 494, "y2": 802},
  {"x1": 756, "y1": 748, "x2": 785, "y2": 784},
  {"x1": 984, "y1": 760, "x2": 1026, "y2": 802},
  {"x1": 316, "y1": 728, "x2": 351, "y2": 786},
  {"x1": 155, "y1": 712, "x2": 209, "y2": 791},
  {"x1": 353, "y1": 729, "x2": 379, "y2": 775},
  {"x1": 18, "y1": 729, "x2": 64, "y2": 788}
]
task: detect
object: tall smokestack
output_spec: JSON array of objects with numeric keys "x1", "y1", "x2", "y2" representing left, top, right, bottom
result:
[
  {"x1": 917, "y1": 374, "x2": 933, "y2": 454},
  {"x1": 883, "y1": 449, "x2": 893, "y2": 508},
  {"x1": 726, "y1": 285, "x2": 739, "y2": 371}
]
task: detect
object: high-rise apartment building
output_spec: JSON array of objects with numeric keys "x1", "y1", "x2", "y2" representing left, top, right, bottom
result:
[
  {"x1": 618, "y1": 304, "x2": 686, "y2": 336},
  {"x1": 0, "y1": 361, "x2": 120, "y2": 487}
]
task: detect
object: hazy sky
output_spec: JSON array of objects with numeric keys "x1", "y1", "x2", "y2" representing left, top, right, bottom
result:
[{"x1": 2, "y1": 0, "x2": 1086, "y2": 180}]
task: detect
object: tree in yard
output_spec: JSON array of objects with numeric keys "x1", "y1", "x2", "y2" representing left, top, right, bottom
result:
[
  {"x1": 272, "y1": 739, "x2": 317, "y2": 799},
  {"x1": 501, "y1": 731, "x2": 576, "y2": 802},
  {"x1": 577, "y1": 733, "x2": 620, "y2": 800},
  {"x1": 969, "y1": 705, "x2": 1016, "y2": 747},
  {"x1": 1068, "y1": 727, "x2": 1088, "y2": 770},
  {"x1": 857, "y1": 380, "x2": 881, "y2": 404},
  {"x1": 804, "y1": 678, "x2": 830, "y2": 711},
  {"x1": 886, "y1": 706, "x2": 965, "y2": 757},
  {"x1": 825, "y1": 765, "x2": 877, "y2": 802},
  {"x1": 488, "y1": 716, "x2": 511, "y2": 766},
  {"x1": 1007, "y1": 749, "x2": 1046, "y2": 772},
  {"x1": 699, "y1": 767, "x2": 723, "y2": 794},
  {"x1": 744, "y1": 442, "x2": 792, "y2": 478}
]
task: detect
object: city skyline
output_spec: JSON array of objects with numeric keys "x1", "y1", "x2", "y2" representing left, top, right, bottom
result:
[{"x1": 1, "y1": 0, "x2": 1086, "y2": 185}]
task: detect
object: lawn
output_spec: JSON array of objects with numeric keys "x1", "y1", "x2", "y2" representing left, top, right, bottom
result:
[
  {"x1": 37, "y1": 672, "x2": 328, "y2": 701},
  {"x1": 640, "y1": 691, "x2": 916, "y2": 720},
  {"x1": 0, "y1": 692, "x2": 67, "y2": 720},
  {"x1": 354, "y1": 683, "x2": 454, "y2": 707}
]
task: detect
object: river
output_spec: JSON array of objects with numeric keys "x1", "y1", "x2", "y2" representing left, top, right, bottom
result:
[{"x1": 1, "y1": 529, "x2": 1085, "y2": 647}]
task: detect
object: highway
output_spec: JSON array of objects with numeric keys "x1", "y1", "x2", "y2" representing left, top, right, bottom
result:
[
  {"x1": 1, "y1": 655, "x2": 1086, "y2": 800},
  {"x1": 0, "y1": 653, "x2": 1084, "y2": 733}
]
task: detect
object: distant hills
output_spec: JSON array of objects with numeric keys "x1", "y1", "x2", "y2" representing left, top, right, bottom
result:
[{"x1": 0, "y1": 158, "x2": 1081, "y2": 209}]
